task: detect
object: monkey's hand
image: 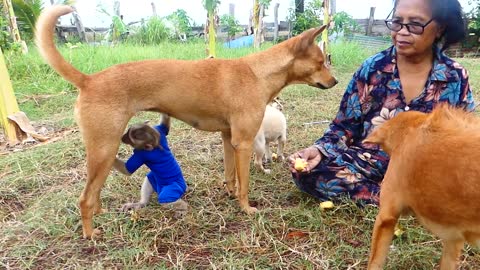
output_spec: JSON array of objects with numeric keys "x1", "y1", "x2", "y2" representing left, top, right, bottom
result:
[
  {"x1": 120, "y1": 202, "x2": 146, "y2": 212},
  {"x1": 113, "y1": 157, "x2": 132, "y2": 176}
]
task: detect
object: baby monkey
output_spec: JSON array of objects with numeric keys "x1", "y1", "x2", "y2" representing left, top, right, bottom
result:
[{"x1": 113, "y1": 114, "x2": 188, "y2": 218}]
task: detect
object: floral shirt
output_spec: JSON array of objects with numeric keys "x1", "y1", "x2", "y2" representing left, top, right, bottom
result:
[{"x1": 315, "y1": 45, "x2": 475, "y2": 176}]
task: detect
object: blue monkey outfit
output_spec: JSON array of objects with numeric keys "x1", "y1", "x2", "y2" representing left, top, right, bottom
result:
[{"x1": 125, "y1": 124, "x2": 187, "y2": 203}]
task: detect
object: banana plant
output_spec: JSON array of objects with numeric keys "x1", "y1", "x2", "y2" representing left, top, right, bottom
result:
[
  {"x1": 253, "y1": 0, "x2": 271, "y2": 48},
  {"x1": 202, "y1": 0, "x2": 220, "y2": 57},
  {"x1": 97, "y1": 5, "x2": 128, "y2": 43}
]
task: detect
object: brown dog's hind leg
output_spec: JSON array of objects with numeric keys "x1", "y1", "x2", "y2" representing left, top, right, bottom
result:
[
  {"x1": 79, "y1": 142, "x2": 119, "y2": 239},
  {"x1": 221, "y1": 131, "x2": 237, "y2": 196},
  {"x1": 93, "y1": 192, "x2": 106, "y2": 215},
  {"x1": 439, "y1": 239, "x2": 464, "y2": 270},
  {"x1": 367, "y1": 207, "x2": 399, "y2": 270}
]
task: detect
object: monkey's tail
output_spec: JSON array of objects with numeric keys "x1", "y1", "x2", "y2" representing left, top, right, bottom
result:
[{"x1": 35, "y1": 5, "x2": 88, "y2": 89}]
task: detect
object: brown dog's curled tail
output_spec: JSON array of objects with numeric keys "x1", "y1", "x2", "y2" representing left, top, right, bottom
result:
[{"x1": 35, "y1": 5, "x2": 87, "y2": 89}]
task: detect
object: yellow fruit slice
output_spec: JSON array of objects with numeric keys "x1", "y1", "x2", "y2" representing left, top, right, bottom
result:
[
  {"x1": 320, "y1": 201, "x2": 334, "y2": 210},
  {"x1": 294, "y1": 158, "x2": 308, "y2": 171},
  {"x1": 394, "y1": 224, "x2": 404, "y2": 237}
]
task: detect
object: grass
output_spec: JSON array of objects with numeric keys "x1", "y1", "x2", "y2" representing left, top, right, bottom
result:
[{"x1": 1, "y1": 40, "x2": 480, "y2": 269}]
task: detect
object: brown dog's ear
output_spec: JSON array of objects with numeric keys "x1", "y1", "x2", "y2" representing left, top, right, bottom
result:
[
  {"x1": 318, "y1": 40, "x2": 326, "y2": 53},
  {"x1": 423, "y1": 105, "x2": 454, "y2": 130},
  {"x1": 294, "y1": 25, "x2": 327, "y2": 54}
]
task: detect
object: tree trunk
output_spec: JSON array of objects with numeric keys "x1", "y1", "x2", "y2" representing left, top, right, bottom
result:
[
  {"x1": 71, "y1": 8, "x2": 86, "y2": 42},
  {"x1": 3, "y1": 0, "x2": 28, "y2": 53},
  {"x1": 229, "y1": 3, "x2": 235, "y2": 17},
  {"x1": 295, "y1": 0, "x2": 304, "y2": 14},
  {"x1": 151, "y1": 2, "x2": 157, "y2": 16},
  {"x1": 366, "y1": 7, "x2": 376, "y2": 36},
  {"x1": 273, "y1": 3, "x2": 279, "y2": 43},
  {"x1": 208, "y1": 12, "x2": 216, "y2": 57},
  {"x1": 114, "y1": 1, "x2": 121, "y2": 17},
  {"x1": 322, "y1": 0, "x2": 330, "y2": 47},
  {"x1": 253, "y1": 0, "x2": 264, "y2": 48}
]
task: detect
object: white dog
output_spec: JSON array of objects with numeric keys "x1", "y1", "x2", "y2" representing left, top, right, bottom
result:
[{"x1": 253, "y1": 102, "x2": 287, "y2": 174}]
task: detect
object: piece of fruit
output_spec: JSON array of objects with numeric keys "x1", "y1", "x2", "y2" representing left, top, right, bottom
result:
[
  {"x1": 130, "y1": 210, "x2": 140, "y2": 222},
  {"x1": 320, "y1": 201, "x2": 334, "y2": 210},
  {"x1": 272, "y1": 153, "x2": 278, "y2": 160},
  {"x1": 294, "y1": 158, "x2": 308, "y2": 171},
  {"x1": 394, "y1": 224, "x2": 404, "y2": 237}
]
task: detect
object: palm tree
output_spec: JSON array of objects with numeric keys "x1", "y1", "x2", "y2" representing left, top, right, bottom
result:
[{"x1": 202, "y1": 0, "x2": 220, "y2": 57}]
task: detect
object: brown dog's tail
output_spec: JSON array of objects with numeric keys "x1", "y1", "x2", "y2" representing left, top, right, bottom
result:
[{"x1": 35, "y1": 5, "x2": 87, "y2": 88}]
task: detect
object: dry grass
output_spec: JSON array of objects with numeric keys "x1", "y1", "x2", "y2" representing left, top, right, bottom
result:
[{"x1": 1, "y1": 42, "x2": 480, "y2": 269}]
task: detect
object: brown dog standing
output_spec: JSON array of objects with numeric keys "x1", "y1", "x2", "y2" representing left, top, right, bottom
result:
[
  {"x1": 363, "y1": 106, "x2": 480, "y2": 270},
  {"x1": 35, "y1": 5, "x2": 337, "y2": 239}
]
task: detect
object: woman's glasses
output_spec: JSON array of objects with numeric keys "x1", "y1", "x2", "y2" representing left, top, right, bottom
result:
[
  {"x1": 384, "y1": 8, "x2": 434, "y2": 35},
  {"x1": 385, "y1": 19, "x2": 433, "y2": 35}
]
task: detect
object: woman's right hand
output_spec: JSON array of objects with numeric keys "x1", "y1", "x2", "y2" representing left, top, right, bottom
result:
[{"x1": 287, "y1": 146, "x2": 323, "y2": 173}]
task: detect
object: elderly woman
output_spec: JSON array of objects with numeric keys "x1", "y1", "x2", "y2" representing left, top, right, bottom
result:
[{"x1": 288, "y1": 0, "x2": 475, "y2": 204}]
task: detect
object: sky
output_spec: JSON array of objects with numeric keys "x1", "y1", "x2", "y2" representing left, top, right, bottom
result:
[{"x1": 44, "y1": 0, "x2": 475, "y2": 28}]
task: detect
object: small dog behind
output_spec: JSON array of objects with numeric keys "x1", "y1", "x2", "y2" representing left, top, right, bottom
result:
[
  {"x1": 253, "y1": 101, "x2": 287, "y2": 174},
  {"x1": 363, "y1": 105, "x2": 480, "y2": 270}
]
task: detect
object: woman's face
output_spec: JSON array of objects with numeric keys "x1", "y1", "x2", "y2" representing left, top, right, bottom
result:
[{"x1": 391, "y1": 0, "x2": 443, "y2": 58}]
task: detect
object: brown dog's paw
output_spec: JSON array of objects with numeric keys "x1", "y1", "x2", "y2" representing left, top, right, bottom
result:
[
  {"x1": 93, "y1": 208, "x2": 107, "y2": 215},
  {"x1": 83, "y1": 228, "x2": 102, "y2": 240},
  {"x1": 222, "y1": 181, "x2": 236, "y2": 197},
  {"x1": 243, "y1": 206, "x2": 258, "y2": 214}
]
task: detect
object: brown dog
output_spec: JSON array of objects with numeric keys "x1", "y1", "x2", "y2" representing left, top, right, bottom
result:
[
  {"x1": 363, "y1": 105, "x2": 480, "y2": 270},
  {"x1": 35, "y1": 5, "x2": 337, "y2": 239}
]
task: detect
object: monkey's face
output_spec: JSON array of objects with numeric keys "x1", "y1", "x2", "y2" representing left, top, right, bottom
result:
[{"x1": 121, "y1": 124, "x2": 160, "y2": 151}]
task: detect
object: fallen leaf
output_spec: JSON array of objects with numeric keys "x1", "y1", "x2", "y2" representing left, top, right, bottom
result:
[{"x1": 286, "y1": 230, "x2": 309, "y2": 239}]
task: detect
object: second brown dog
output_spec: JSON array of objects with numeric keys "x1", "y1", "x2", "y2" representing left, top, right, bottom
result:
[
  {"x1": 35, "y1": 5, "x2": 337, "y2": 238},
  {"x1": 364, "y1": 105, "x2": 480, "y2": 270}
]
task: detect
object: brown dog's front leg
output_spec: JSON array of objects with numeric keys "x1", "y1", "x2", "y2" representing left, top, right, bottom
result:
[
  {"x1": 233, "y1": 141, "x2": 257, "y2": 214},
  {"x1": 221, "y1": 131, "x2": 236, "y2": 196}
]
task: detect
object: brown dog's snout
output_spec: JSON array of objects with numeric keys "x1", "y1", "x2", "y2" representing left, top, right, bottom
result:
[{"x1": 315, "y1": 77, "x2": 337, "y2": 89}]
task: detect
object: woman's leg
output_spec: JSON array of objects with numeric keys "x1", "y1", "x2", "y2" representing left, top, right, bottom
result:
[{"x1": 292, "y1": 147, "x2": 385, "y2": 204}]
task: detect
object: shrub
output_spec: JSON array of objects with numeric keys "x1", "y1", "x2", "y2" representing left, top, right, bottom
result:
[{"x1": 128, "y1": 16, "x2": 171, "y2": 45}]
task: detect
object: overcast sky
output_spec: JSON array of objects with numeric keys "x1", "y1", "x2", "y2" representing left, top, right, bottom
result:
[{"x1": 45, "y1": 0, "x2": 475, "y2": 28}]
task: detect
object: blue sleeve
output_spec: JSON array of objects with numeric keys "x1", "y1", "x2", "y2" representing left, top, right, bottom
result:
[
  {"x1": 314, "y1": 69, "x2": 365, "y2": 160},
  {"x1": 458, "y1": 67, "x2": 475, "y2": 112},
  {"x1": 125, "y1": 151, "x2": 144, "y2": 174}
]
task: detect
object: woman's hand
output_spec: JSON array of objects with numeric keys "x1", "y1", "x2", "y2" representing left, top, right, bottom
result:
[{"x1": 287, "y1": 146, "x2": 323, "y2": 173}]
